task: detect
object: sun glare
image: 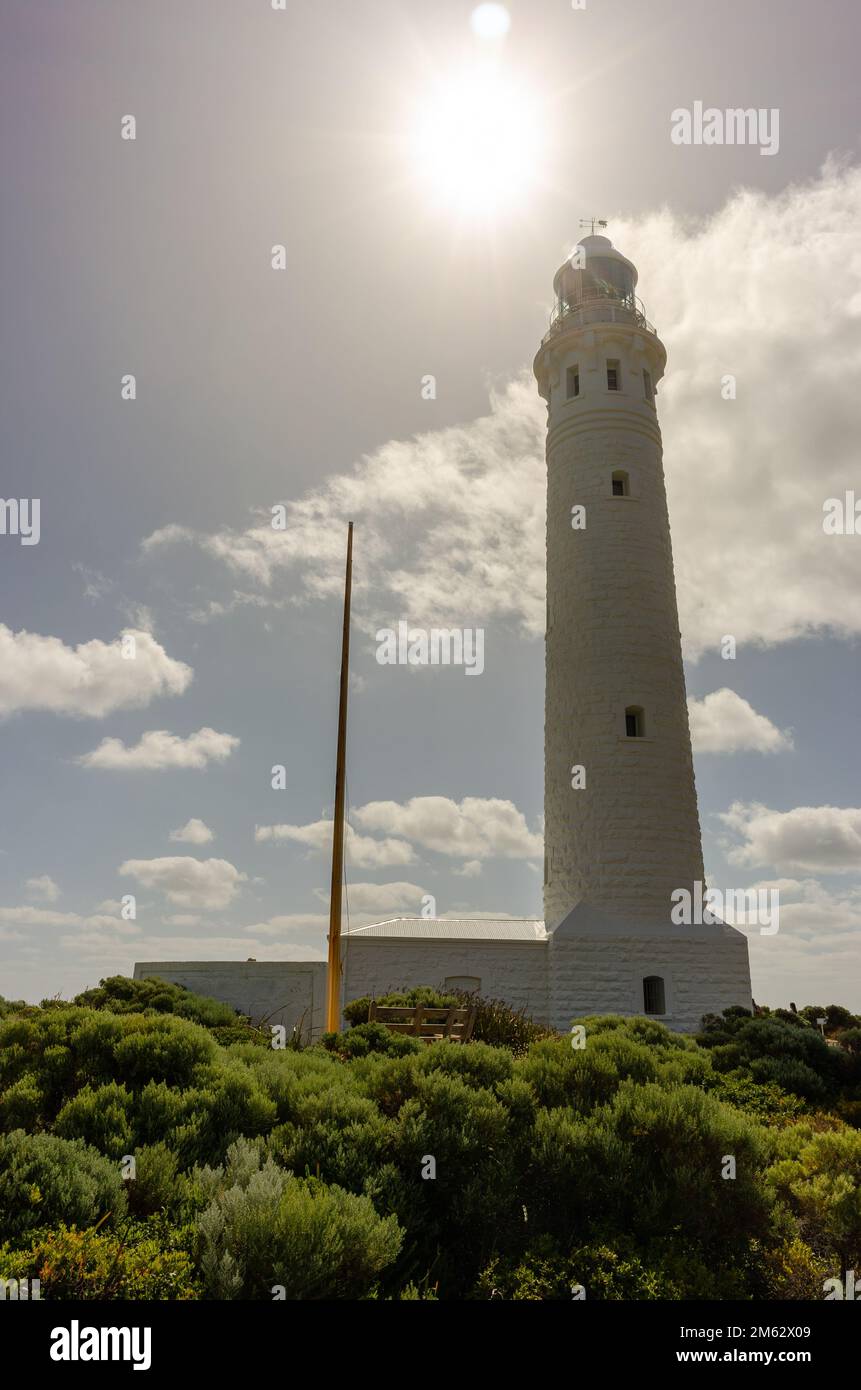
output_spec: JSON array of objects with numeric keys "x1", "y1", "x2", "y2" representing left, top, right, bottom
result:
[{"x1": 411, "y1": 66, "x2": 540, "y2": 220}]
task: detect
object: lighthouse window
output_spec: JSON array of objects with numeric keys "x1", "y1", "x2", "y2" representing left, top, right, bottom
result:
[
  {"x1": 625, "y1": 705, "x2": 644, "y2": 737},
  {"x1": 643, "y1": 976, "x2": 666, "y2": 1015},
  {"x1": 566, "y1": 365, "x2": 580, "y2": 398},
  {"x1": 606, "y1": 359, "x2": 620, "y2": 391},
  {"x1": 611, "y1": 470, "x2": 629, "y2": 497},
  {"x1": 643, "y1": 370, "x2": 653, "y2": 401}
]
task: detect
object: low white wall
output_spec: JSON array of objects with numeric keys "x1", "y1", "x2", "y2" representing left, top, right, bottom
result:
[
  {"x1": 133, "y1": 961, "x2": 327, "y2": 1038},
  {"x1": 135, "y1": 930, "x2": 752, "y2": 1040}
]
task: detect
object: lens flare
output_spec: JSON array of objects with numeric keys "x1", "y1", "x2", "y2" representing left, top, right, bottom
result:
[{"x1": 411, "y1": 67, "x2": 539, "y2": 219}]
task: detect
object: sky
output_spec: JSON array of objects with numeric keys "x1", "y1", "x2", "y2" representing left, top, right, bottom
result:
[{"x1": 1, "y1": 0, "x2": 860, "y2": 1010}]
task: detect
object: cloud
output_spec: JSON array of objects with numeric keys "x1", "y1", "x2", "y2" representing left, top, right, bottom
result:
[
  {"x1": 244, "y1": 913, "x2": 330, "y2": 937},
  {"x1": 95, "y1": 899, "x2": 124, "y2": 914},
  {"x1": 322, "y1": 880, "x2": 428, "y2": 915},
  {"x1": 255, "y1": 820, "x2": 415, "y2": 869},
  {"x1": 142, "y1": 163, "x2": 861, "y2": 661},
  {"x1": 119, "y1": 857, "x2": 247, "y2": 909},
  {"x1": 454, "y1": 860, "x2": 483, "y2": 878},
  {"x1": 78, "y1": 728, "x2": 239, "y2": 771},
  {"x1": 25, "y1": 875, "x2": 60, "y2": 903},
  {"x1": 142, "y1": 375, "x2": 546, "y2": 634},
  {"x1": 351, "y1": 796, "x2": 543, "y2": 860},
  {"x1": 170, "y1": 818, "x2": 215, "y2": 845},
  {"x1": 688, "y1": 689, "x2": 793, "y2": 754},
  {"x1": 0, "y1": 626, "x2": 192, "y2": 718},
  {"x1": 743, "y1": 878, "x2": 861, "y2": 1009},
  {"x1": 719, "y1": 802, "x2": 861, "y2": 874},
  {"x1": 65, "y1": 930, "x2": 326, "y2": 967},
  {"x1": 0, "y1": 906, "x2": 131, "y2": 930}
]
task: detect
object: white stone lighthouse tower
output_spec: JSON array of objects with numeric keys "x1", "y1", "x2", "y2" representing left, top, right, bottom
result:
[{"x1": 534, "y1": 234, "x2": 752, "y2": 1030}]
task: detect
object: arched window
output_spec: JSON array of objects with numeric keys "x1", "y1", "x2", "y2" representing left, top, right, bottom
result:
[
  {"x1": 611, "y1": 470, "x2": 629, "y2": 497},
  {"x1": 643, "y1": 976, "x2": 665, "y2": 1015},
  {"x1": 625, "y1": 705, "x2": 644, "y2": 737}
]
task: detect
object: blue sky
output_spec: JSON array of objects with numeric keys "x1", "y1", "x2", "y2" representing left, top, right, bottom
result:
[{"x1": 1, "y1": 0, "x2": 860, "y2": 1008}]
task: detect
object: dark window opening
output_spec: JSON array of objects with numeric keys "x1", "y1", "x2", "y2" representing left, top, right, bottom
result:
[
  {"x1": 607, "y1": 359, "x2": 620, "y2": 391},
  {"x1": 643, "y1": 976, "x2": 666, "y2": 1015},
  {"x1": 643, "y1": 369, "x2": 653, "y2": 401},
  {"x1": 611, "y1": 470, "x2": 629, "y2": 497},
  {"x1": 625, "y1": 705, "x2": 644, "y2": 737},
  {"x1": 566, "y1": 365, "x2": 580, "y2": 398}
]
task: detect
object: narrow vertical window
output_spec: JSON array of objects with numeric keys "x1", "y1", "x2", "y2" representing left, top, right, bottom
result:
[
  {"x1": 606, "y1": 359, "x2": 620, "y2": 391},
  {"x1": 643, "y1": 976, "x2": 666, "y2": 1015},
  {"x1": 643, "y1": 369, "x2": 653, "y2": 402},
  {"x1": 611, "y1": 470, "x2": 629, "y2": 497},
  {"x1": 566, "y1": 365, "x2": 580, "y2": 399},
  {"x1": 625, "y1": 705, "x2": 644, "y2": 737}
]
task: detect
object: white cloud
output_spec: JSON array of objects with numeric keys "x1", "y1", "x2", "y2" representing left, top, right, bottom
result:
[
  {"x1": 688, "y1": 689, "x2": 793, "y2": 754},
  {"x1": 322, "y1": 880, "x2": 427, "y2": 914},
  {"x1": 24, "y1": 875, "x2": 60, "y2": 903},
  {"x1": 142, "y1": 163, "x2": 861, "y2": 661},
  {"x1": 170, "y1": 818, "x2": 214, "y2": 844},
  {"x1": 0, "y1": 626, "x2": 191, "y2": 718},
  {"x1": 0, "y1": 906, "x2": 132, "y2": 930},
  {"x1": 95, "y1": 899, "x2": 124, "y2": 914},
  {"x1": 65, "y1": 930, "x2": 326, "y2": 967},
  {"x1": 352, "y1": 796, "x2": 543, "y2": 860},
  {"x1": 119, "y1": 857, "x2": 247, "y2": 909},
  {"x1": 245, "y1": 913, "x2": 330, "y2": 937},
  {"x1": 719, "y1": 802, "x2": 861, "y2": 874},
  {"x1": 162, "y1": 913, "x2": 204, "y2": 927},
  {"x1": 744, "y1": 878, "x2": 861, "y2": 1009},
  {"x1": 78, "y1": 728, "x2": 239, "y2": 771},
  {"x1": 454, "y1": 859, "x2": 483, "y2": 878},
  {"x1": 255, "y1": 819, "x2": 415, "y2": 869},
  {"x1": 141, "y1": 376, "x2": 546, "y2": 634}
]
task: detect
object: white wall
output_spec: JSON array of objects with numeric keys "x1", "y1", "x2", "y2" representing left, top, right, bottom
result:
[
  {"x1": 133, "y1": 961, "x2": 327, "y2": 1038},
  {"x1": 341, "y1": 939, "x2": 550, "y2": 1025}
]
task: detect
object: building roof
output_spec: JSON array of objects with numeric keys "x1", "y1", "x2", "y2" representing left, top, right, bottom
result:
[{"x1": 344, "y1": 917, "x2": 547, "y2": 942}]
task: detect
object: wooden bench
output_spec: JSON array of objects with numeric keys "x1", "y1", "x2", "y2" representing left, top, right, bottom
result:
[{"x1": 368, "y1": 1002, "x2": 477, "y2": 1044}]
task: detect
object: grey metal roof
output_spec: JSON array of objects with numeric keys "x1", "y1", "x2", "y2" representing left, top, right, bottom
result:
[{"x1": 345, "y1": 917, "x2": 547, "y2": 942}]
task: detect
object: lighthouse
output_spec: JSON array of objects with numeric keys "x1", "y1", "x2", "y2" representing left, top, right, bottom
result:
[
  {"x1": 534, "y1": 234, "x2": 752, "y2": 1029},
  {"x1": 137, "y1": 233, "x2": 754, "y2": 1037}
]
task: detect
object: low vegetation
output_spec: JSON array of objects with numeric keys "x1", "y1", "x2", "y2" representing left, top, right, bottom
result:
[{"x1": 0, "y1": 978, "x2": 858, "y2": 1300}]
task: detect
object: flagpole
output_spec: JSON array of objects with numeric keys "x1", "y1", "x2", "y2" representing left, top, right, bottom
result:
[{"x1": 325, "y1": 522, "x2": 353, "y2": 1033}]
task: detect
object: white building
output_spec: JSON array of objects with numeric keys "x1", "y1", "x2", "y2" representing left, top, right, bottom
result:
[{"x1": 136, "y1": 235, "x2": 752, "y2": 1036}]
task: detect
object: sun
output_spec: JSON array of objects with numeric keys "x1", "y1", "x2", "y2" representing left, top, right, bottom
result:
[{"x1": 410, "y1": 65, "x2": 540, "y2": 220}]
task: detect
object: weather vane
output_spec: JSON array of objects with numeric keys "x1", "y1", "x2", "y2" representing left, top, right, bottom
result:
[{"x1": 579, "y1": 217, "x2": 608, "y2": 236}]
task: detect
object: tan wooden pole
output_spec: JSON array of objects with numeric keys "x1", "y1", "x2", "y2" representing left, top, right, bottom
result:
[{"x1": 325, "y1": 522, "x2": 353, "y2": 1033}]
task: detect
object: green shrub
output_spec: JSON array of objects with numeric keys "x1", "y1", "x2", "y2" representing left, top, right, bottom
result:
[
  {"x1": 475, "y1": 1238, "x2": 678, "y2": 1300},
  {"x1": 125, "y1": 1144, "x2": 181, "y2": 1218},
  {"x1": 0, "y1": 1222, "x2": 197, "y2": 1299},
  {"x1": 320, "y1": 1022, "x2": 423, "y2": 1059},
  {"x1": 0, "y1": 1130, "x2": 126, "y2": 1240},
  {"x1": 54, "y1": 1082, "x2": 135, "y2": 1158},
  {"x1": 194, "y1": 1140, "x2": 402, "y2": 1298},
  {"x1": 73, "y1": 976, "x2": 239, "y2": 1029}
]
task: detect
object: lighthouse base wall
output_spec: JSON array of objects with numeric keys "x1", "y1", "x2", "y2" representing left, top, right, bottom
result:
[
  {"x1": 133, "y1": 923, "x2": 752, "y2": 1038},
  {"x1": 546, "y1": 930, "x2": 752, "y2": 1034}
]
